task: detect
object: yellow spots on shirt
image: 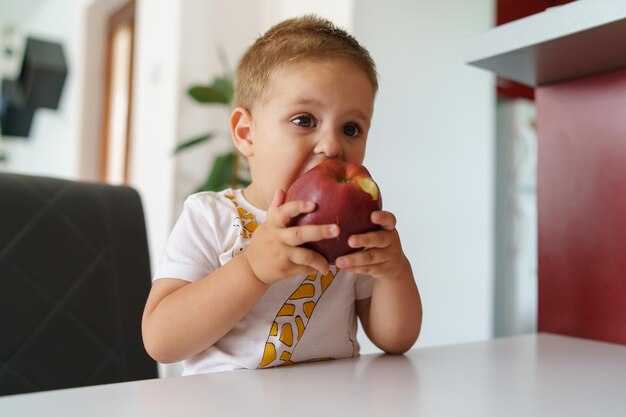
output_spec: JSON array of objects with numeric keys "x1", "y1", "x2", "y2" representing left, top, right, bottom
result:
[
  {"x1": 244, "y1": 221, "x2": 257, "y2": 233},
  {"x1": 295, "y1": 316, "x2": 305, "y2": 341},
  {"x1": 260, "y1": 343, "x2": 276, "y2": 367},
  {"x1": 278, "y1": 303, "x2": 296, "y2": 317},
  {"x1": 303, "y1": 301, "x2": 316, "y2": 319},
  {"x1": 280, "y1": 324, "x2": 293, "y2": 347},
  {"x1": 289, "y1": 283, "x2": 315, "y2": 300},
  {"x1": 321, "y1": 270, "x2": 335, "y2": 293}
]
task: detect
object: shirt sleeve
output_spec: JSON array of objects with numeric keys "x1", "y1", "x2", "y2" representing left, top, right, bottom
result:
[{"x1": 153, "y1": 195, "x2": 221, "y2": 282}]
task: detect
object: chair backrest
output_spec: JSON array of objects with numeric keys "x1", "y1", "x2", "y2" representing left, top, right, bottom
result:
[{"x1": 0, "y1": 173, "x2": 157, "y2": 396}]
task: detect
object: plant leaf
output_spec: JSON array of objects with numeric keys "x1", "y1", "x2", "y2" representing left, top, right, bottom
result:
[
  {"x1": 236, "y1": 176, "x2": 251, "y2": 187},
  {"x1": 173, "y1": 133, "x2": 215, "y2": 154},
  {"x1": 197, "y1": 152, "x2": 235, "y2": 192},
  {"x1": 188, "y1": 86, "x2": 229, "y2": 104},
  {"x1": 212, "y1": 77, "x2": 234, "y2": 105}
]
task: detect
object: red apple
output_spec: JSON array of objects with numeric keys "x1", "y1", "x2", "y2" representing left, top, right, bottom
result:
[{"x1": 285, "y1": 159, "x2": 382, "y2": 264}]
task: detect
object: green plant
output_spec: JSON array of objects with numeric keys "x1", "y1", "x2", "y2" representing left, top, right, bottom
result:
[{"x1": 174, "y1": 56, "x2": 249, "y2": 192}]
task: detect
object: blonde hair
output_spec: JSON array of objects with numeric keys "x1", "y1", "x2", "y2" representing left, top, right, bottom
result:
[{"x1": 234, "y1": 15, "x2": 378, "y2": 109}]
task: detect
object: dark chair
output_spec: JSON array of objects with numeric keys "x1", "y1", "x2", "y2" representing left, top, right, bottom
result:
[{"x1": 0, "y1": 173, "x2": 157, "y2": 396}]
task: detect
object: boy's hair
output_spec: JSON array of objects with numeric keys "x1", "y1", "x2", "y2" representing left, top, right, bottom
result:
[{"x1": 234, "y1": 15, "x2": 378, "y2": 109}]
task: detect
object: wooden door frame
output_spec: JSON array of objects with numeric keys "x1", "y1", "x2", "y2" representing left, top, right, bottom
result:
[{"x1": 100, "y1": 0, "x2": 136, "y2": 183}]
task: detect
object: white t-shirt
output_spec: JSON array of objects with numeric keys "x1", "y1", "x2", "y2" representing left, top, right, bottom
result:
[{"x1": 154, "y1": 188, "x2": 374, "y2": 375}]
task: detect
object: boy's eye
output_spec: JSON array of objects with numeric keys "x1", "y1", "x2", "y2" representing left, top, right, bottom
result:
[
  {"x1": 292, "y1": 115, "x2": 316, "y2": 128},
  {"x1": 342, "y1": 123, "x2": 360, "y2": 137}
]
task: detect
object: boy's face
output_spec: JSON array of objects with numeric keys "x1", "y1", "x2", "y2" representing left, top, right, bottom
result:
[{"x1": 233, "y1": 58, "x2": 375, "y2": 211}]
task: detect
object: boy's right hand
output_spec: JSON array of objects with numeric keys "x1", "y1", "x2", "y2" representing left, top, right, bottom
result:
[{"x1": 243, "y1": 189, "x2": 339, "y2": 285}]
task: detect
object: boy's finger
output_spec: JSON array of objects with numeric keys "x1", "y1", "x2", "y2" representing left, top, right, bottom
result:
[
  {"x1": 336, "y1": 249, "x2": 384, "y2": 269},
  {"x1": 290, "y1": 247, "x2": 331, "y2": 275},
  {"x1": 274, "y1": 200, "x2": 316, "y2": 224},
  {"x1": 347, "y1": 230, "x2": 393, "y2": 249},
  {"x1": 370, "y1": 210, "x2": 397, "y2": 231},
  {"x1": 270, "y1": 189, "x2": 286, "y2": 209},
  {"x1": 281, "y1": 224, "x2": 339, "y2": 246}
]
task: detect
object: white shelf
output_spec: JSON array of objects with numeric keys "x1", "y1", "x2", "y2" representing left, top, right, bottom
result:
[{"x1": 465, "y1": 0, "x2": 626, "y2": 86}]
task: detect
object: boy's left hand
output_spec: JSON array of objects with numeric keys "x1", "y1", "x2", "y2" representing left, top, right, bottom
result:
[{"x1": 334, "y1": 210, "x2": 410, "y2": 281}]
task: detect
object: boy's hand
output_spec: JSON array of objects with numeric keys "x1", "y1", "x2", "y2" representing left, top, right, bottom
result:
[
  {"x1": 334, "y1": 210, "x2": 410, "y2": 281},
  {"x1": 243, "y1": 190, "x2": 338, "y2": 285}
]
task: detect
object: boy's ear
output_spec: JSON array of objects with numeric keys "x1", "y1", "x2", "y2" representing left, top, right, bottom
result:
[{"x1": 230, "y1": 107, "x2": 254, "y2": 157}]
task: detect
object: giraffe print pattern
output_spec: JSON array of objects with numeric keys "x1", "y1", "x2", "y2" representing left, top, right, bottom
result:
[
  {"x1": 226, "y1": 192, "x2": 338, "y2": 369},
  {"x1": 227, "y1": 193, "x2": 258, "y2": 239},
  {"x1": 258, "y1": 269, "x2": 338, "y2": 368}
]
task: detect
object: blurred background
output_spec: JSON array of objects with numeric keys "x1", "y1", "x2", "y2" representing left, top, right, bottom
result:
[{"x1": 1, "y1": 0, "x2": 565, "y2": 373}]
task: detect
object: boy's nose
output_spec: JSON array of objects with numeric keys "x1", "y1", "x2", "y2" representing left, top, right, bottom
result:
[{"x1": 314, "y1": 132, "x2": 343, "y2": 159}]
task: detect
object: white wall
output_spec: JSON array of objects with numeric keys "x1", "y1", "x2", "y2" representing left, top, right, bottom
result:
[
  {"x1": 0, "y1": 0, "x2": 91, "y2": 179},
  {"x1": 130, "y1": 0, "x2": 183, "y2": 284},
  {"x1": 258, "y1": 0, "x2": 354, "y2": 32},
  {"x1": 354, "y1": 0, "x2": 495, "y2": 350}
]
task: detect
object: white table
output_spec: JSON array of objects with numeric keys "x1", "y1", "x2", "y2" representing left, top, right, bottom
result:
[{"x1": 1, "y1": 334, "x2": 625, "y2": 416}]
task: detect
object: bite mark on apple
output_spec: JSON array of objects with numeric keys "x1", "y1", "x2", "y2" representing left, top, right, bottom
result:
[{"x1": 357, "y1": 177, "x2": 379, "y2": 200}]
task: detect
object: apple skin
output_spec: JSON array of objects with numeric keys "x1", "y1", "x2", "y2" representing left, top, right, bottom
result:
[{"x1": 285, "y1": 159, "x2": 382, "y2": 264}]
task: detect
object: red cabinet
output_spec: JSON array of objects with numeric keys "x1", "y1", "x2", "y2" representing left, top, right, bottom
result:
[{"x1": 536, "y1": 69, "x2": 626, "y2": 344}]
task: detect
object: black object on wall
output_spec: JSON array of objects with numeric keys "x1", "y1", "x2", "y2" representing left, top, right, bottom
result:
[
  {"x1": 19, "y1": 37, "x2": 68, "y2": 110},
  {"x1": 0, "y1": 37, "x2": 68, "y2": 138},
  {"x1": 1, "y1": 80, "x2": 35, "y2": 138}
]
